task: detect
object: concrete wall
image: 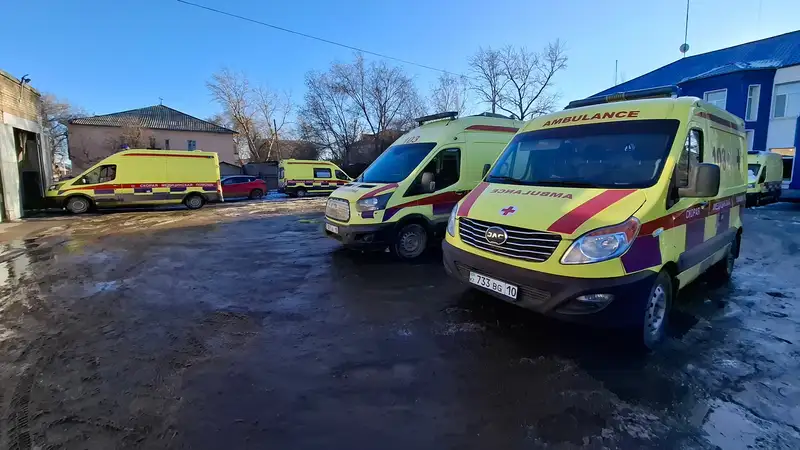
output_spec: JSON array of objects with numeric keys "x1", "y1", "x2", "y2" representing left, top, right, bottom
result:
[
  {"x1": 766, "y1": 65, "x2": 800, "y2": 151},
  {"x1": 68, "y1": 124, "x2": 238, "y2": 172},
  {"x1": 680, "y1": 70, "x2": 776, "y2": 151}
]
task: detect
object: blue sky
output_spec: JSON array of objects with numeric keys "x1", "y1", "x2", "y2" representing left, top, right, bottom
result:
[{"x1": 2, "y1": 0, "x2": 798, "y2": 122}]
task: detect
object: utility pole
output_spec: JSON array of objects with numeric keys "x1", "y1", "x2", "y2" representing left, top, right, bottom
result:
[{"x1": 614, "y1": 60, "x2": 619, "y2": 85}]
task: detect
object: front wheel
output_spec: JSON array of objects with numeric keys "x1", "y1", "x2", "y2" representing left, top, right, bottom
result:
[
  {"x1": 296, "y1": 188, "x2": 307, "y2": 198},
  {"x1": 638, "y1": 271, "x2": 673, "y2": 351},
  {"x1": 184, "y1": 194, "x2": 205, "y2": 210},
  {"x1": 392, "y1": 223, "x2": 429, "y2": 260},
  {"x1": 249, "y1": 189, "x2": 264, "y2": 200},
  {"x1": 66, "y1": 196, "x2": 91, "y2": 214}
]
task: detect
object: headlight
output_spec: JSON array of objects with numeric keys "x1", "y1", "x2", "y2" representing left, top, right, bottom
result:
[
  {"x1": 561, "y1": 217, "x2": 640, "y2": 264},
  {"x1": 446, "y1": 204, "x2": 458, "y2": 236},
  {"x1": 747, "y1": 183, "x2": 755, "y2": 188},
  {"x1": 48, "y1": 185, "x2": 58, "y2": 191},
  {"x1": 355, "y1": 193, "x2": 392, "y2": 212}
]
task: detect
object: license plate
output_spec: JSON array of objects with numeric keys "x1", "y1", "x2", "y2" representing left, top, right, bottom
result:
[
  {"x1": 469, "y1": 271, "x2": 517, "y2": 300},
  {"x1": 325, "y1": 223, "x2": 339, "y2": 234}
]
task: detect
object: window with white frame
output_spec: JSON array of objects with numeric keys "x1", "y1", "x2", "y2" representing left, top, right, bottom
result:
[
  {"x1": 745, "y1": 85, "x2": 760, "y2": 121},
  {"x1": 187, "y1": 139, "x2": 197, "y2": 151},
  {"x1": 773, "y1": 81, "x2": 800, "y2": 118},
  {"x1": 704, "y1": 89, "x2": 727, "y2": 109},
  {"x1": 745, "y1": 130, "x2": 755, "y2": 151}
]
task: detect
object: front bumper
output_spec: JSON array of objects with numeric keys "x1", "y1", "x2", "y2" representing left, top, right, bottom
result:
[
  {"x1": 324, "y1": 218, "x2": 394, "y2": 248},
  {"x1": 442, "y1": 240, "x2": 657, "y2": 327}
]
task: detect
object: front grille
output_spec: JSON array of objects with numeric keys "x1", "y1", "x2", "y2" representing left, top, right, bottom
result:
[
  {"x1": 454, "y1": 262, "x2": 551, "y2": 304},
  {"x1": 458, "y1": 217, "x2": 561, "y2": 263},
  {"x1": 326, "y1": 198, "x2": 350, "y2": 222}
]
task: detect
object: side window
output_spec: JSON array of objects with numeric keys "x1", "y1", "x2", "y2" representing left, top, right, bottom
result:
[
  {"x1": 676, "y1": 129, "x2": 702, "y2": 188},
  {"x1": 758, "y1": 169, "x2": 767, "y2": 184},
  {"x1": 75, "y1": 164, "x2": 117, "y2": 185},
  {"x1": 314, "y1": 168, "x2": 332, "y2": 178},
  {"x1": 335, "y1": 170, "x2": 348, "y2": 180},
  {"x1": 410, "y1": 148, "x2": 461, "y2": 195}
]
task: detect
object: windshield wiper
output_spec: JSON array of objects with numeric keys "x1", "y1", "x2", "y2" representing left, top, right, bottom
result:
[
  {"x1": 489, "y1": 176, "x2": 526, "y2": 185},
  {"x1": 530, "y1": 180, "x2": 599, "y2": 188}
]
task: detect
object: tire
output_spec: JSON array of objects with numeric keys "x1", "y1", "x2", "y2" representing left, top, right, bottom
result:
[
  {"x1": 65, "y1": 196, "x2": 91, "y2": 214},
  {"x1": 296, "y1": 188, "x2": 307, "y2": 198},
  {"x1": 638, "y1": 271, "x2": 673, "y2": 351},
  {"x1": 184, "y1": 194, "x2": 205, "y2": 210},
  {"x1": 392, "y1": 223, "x2": 429, "y2": 260},
  {"x1": 709, "y1": 237, "x2": 737, "y2": 282},
  {"x1": 249, "y1": 189, "x2": 264, "y2": 200}
]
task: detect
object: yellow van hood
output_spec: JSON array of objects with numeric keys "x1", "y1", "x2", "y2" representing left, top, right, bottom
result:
[
  {"x1": 329, "y1": 182, "x2": 399, "y2": 203},
  {"x1": 458, "y1": 183, "x2": 646, "y2": 238}
]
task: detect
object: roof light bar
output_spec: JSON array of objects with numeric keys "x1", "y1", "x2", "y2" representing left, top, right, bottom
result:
[
  {"x1": 566, "y1": 86, "x2": 680, "y2": 110},
  {"x1": 416, "y1": 111, "x2": 458, "y2": 125}
]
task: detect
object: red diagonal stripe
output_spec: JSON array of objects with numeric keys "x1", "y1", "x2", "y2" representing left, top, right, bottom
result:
[
  {"x1": 457, "y1": 182, "x2": 490, "y2": 216},
  {"x1": 547, "y1": 189, "x2": 636, "y2": 234},
  {"x1": 359, "y1": 183, "x2": 399, "y2": 200}
]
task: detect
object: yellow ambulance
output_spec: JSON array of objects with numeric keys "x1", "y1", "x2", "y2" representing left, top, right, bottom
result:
[
  {"x1": 442, "y1": 87, "x2": 747, "y2": 349},
  {"x1": 324, "y1": 112, "x2": 523, "y2": 259},
  {"x1": 746, "y1": 151, "x2": 783, "y2": 206},
  {"x1": 46, "y1": 149, "x2": 222, "y2": 213},
  {"x1": 278, "y1": 159, "x2": 351, "y2": 197}
]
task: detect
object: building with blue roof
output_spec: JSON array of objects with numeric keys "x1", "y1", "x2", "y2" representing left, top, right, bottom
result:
[{"x1": 594, "y1": 30, "x2": 800, "y2": 191}]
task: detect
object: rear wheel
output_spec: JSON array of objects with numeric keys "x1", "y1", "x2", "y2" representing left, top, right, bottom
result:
[
  {"x1": 392, "y1": 223, "x2": 428, "y2": 260},
  {"x1": 638, "y1": 271, "x2": 673, "y2": 351},
  {"x1": 249, "y1": 189, "x2": 264, "y2": 200},
  {"x1": 296, "y1": 188, "x2": 307, "y2": 198},
  {"x1": 709, "y1": 237, "x2": 737, "y2": 282},
  {"x1": 65, "y1": 196, "x2": 91, "y2": 214},
  {"x1": 184, "y1": 194, "x2": 205, "y2": 210}
]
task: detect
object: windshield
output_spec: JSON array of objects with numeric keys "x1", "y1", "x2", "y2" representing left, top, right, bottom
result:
[
  {"x1": 487, "y1": 119, "x2": 680, "y2": 189},
  {"x1": 748, "y1": 163, "x2": 760, "y2": 181},
  {"x1": 359, "y1": 143, "x2": 437, "y2": 183}
]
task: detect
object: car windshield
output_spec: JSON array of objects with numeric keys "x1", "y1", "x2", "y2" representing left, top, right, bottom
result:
[
  {"x1": 748, "y1": 163, "x2": 760, "y2": 181},
  {"x1": 359, "y1": 143, "x2": 437, "y2": 183},
  {"x1": 487, "y1": 119, "x2": 680, "y2": 189}
]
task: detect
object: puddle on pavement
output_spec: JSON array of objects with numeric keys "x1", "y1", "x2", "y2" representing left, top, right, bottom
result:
[{"x1": 702, "y1": 400, "x2": 764, "y2": 450}]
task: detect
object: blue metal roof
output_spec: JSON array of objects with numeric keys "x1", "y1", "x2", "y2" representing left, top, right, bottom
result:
[{"x1": 595, "y1": 30, "x2": 800, "y2": 96}]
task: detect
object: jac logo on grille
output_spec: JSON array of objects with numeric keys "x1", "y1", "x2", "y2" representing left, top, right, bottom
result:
[{"x1": 485, "y1": 227, "x2": 508, "y2": 245}]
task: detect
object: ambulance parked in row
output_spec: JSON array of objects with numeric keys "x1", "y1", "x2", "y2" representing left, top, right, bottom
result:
[
  {"x1": 278, "y1": 159, "x2": 352, "y2": 197},
  {"x1": 47, "y1": 149, "x2": 222, "y2": 213},
  {"x1": 442, "y1": 87, "x2": 747, "y2": 349},
  {"x1": 746, "y1": 151, "x2": 782, "y2": 206},
  {"x1": 324, "y1": 112, "x2": 523, "y2": 259}
]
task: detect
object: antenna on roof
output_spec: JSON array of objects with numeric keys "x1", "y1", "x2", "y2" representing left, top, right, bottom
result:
[
  {"x1": 159, "y1": 97, "x2": 163, "y2": 105},
  {"x1": 680, "y1": 0, "x2": 690, "y2": 57}
]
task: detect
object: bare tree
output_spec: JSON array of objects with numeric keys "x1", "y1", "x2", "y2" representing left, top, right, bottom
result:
[
  {"x1": 206, "y1": 68, "x2": 292, "y2": 162},
  {"x1": 468, "y1": 47, "x2": 507, "y2": 114},
  {"x1": 497, "y1": 41, "x2": 568, "y2": 120},
  {"x1": 332, "y1": 54, "x2": 422, "y2": 156},
  {"x1": 39, "y1": 94, "x2": 85, "y2": 170},
  {"x1": 299, "y1": 71, "x2": 362, "y2": 164},
  {"x1": 431, "y1": 73, "x2": 469, "y2": 115}
]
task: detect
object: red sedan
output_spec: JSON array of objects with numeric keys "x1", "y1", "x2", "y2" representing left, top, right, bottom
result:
[{"x1": 221, "y1": 176, "x2": 267, "y2": 200}]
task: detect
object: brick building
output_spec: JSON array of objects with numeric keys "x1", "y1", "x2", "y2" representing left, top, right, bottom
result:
[{"x1": 0, "y1": 70, "x2": 52, "y2": 221}]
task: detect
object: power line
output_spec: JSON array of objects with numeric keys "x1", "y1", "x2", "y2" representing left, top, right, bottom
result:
[{"x1": 176, "y1": 0, "x2": 456, "y2": 75}]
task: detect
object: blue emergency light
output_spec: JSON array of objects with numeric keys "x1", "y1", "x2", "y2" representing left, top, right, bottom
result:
[{"x1": 566, "y1": 86, "x2": 680, "y2": 110}]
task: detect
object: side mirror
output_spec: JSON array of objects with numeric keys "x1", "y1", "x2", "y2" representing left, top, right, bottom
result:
[
  {"x1": 420, "y1": 172, "x2": 436, "y2": 193},
  {"x1": 679, "y1": 163, "x2": 720, "y2": 198},
  {"x1": 482, "y1": 164, "x2": 491, "y2": 178}
]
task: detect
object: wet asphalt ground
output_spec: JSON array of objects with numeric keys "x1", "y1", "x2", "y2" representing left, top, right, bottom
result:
[{"x1": 0, "y1": 198, "x2": 798, "y2": 449}]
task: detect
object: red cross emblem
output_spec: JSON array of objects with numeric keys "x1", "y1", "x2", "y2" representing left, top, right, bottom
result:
[{"x1": 500, "y1": 206, "x2": 517, "y2": 216}]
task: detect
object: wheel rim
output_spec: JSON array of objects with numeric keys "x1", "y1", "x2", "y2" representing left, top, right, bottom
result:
[
  {"x1": 297, "y1": 190, "x2": 306, "y2": 198},
  {"x1": 72, "y1": 199, "x2": 88, "y2": 213},
  {"x1": 188, "y1": 197, "x2": 202, "y2": 208},
  {"x1": 397, "y1": 225, "x2": 426, "y2": 258},
  {"x1": 254, "y1": 190, "x2": 263, "y2": 198},
  {"x1": 645, "y1": 284, "x2": 668, "y2": 341}
]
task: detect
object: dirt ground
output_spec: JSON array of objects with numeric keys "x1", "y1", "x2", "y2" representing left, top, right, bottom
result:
[{"x1": 0, "y1": 197, "x2": 798, "y2": 449}]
